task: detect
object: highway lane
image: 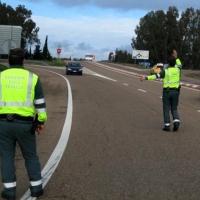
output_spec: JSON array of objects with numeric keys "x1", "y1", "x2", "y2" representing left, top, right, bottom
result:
[{"x1": 1, "y1": 62, "x2": 200, "y2": 199}]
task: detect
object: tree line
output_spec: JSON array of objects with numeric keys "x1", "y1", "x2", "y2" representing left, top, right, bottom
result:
[
  {"x1": 1, "y1": 2, "x2": 200, "y2": 67},
  {"x1": 0, "y1": 1, "x2": 51, "y2": 60},
  {"x1": 113, "y1": 6, "x2": 200, "y2": 69}
]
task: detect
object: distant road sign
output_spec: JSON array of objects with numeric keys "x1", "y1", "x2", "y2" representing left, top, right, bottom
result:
[
  {"x1": 57, "y1": 48, "x2": 61, "y2": 54},
  {"x1": 132, "y1": 50, "x2": 149, "y2": 60}
]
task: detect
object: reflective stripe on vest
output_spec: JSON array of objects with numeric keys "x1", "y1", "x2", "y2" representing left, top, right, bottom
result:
[{"x1": 0, "y1": 71, "x2": 34, "y2": 107}]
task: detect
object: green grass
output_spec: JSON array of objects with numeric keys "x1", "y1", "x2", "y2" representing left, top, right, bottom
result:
[
  {"x1": 0, "y1": 59, "x2": 66, "y2": 67},
  {"x1": 45, "y1": 59, "x2": 66, "y2": 66},
  {"x1": 185, "y1": 73, "x2": 200, "y2": 80},
  {"x1": 113, "y1": 62, "x2": 150, "y2": 69}
]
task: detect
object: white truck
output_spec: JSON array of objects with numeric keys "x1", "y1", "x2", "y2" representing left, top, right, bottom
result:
[
  {"x1": 85, "y1": 55, "x2": 95, "y2": 61},
  {"x1": 0, "y1": 25, "x2": 22, "y2": 55}
]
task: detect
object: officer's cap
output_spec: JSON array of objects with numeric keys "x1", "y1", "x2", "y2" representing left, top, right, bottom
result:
[{"x1": 9, "y1": 48, "x2": 25, "y2": 59}]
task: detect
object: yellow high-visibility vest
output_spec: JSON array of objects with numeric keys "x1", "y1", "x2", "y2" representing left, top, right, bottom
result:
[
  {"x1": 0, "y1": 68, "x2": 47, "y2": 122},
  {"x1": 163, "y1": 68, "x2": 180, "y2": 89}
]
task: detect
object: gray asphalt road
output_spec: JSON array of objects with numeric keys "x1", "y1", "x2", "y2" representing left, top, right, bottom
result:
[{"x1": 1, "y1": 62, "x2": 200, "y2": 200}]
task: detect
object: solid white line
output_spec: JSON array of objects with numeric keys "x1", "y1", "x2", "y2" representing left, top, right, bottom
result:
[
  {"x1": 138, "y1": 89, "x2": 147, "y2": 92},
  {"x1": 21, "y1": 70, "x2": 73, "y2": 200}
]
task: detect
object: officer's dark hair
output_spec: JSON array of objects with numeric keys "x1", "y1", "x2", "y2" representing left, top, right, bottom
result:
[
  {"x1": 8, "y1": 48, "x2": 25, "y2": 66},
  {"x1": 168, "y1": 56, "x2": 176, "y2": 67}
]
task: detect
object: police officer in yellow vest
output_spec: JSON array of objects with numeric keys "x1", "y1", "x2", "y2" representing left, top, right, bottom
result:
[
  {"x1": 140, "y1": 56, "x2": 181, "y2": 132},
  {"x1": 0, "y1": 48, "x2": 47, "y2": 200}
]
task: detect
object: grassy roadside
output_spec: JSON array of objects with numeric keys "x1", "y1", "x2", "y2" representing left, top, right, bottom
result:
[
  {"x1": 0, "y1": 59, "x2": 66, "y2": 72},
  {"x1": 183, "y1": 73, "x2": 200, "y2": 80},
  {"x1": 45, "y1": 59, "x2": 66, "y2": 66},
  {"x1": 119, "y1": 63, "x2": 144, "y2": 69}
]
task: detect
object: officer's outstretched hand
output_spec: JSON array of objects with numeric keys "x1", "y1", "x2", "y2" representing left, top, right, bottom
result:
[
  {"x1": 36, "y1": 125, "x2": 45, "y2": 135},
  {"x1": 140, "y1": 76, "x2": 146, "y2": 81}
]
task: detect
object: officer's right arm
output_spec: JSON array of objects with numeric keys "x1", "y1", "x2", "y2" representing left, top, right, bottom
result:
[{"x1": 146, "y1": 69, "x2": 165, "y2": 80}]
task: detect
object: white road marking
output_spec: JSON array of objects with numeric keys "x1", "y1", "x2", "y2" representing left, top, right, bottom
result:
[
  {"x1": 93, "y1": 73, "x2": 117, "y2": 81},
  {"x1": 123, "y1": 83, "x2": 129, "y2": 86},
  {"x1": 84, "y1": 68, "x2": 117, "y2": 81},
  {"x1": 83, "y1": 68, "x2": 96, "y2": 75},
  {"x1": 21, "y1": 70, "x2": 73, "y2": 200},
  {"x1": 138, "y1": 89, "x2": 147, "y2": 92}
]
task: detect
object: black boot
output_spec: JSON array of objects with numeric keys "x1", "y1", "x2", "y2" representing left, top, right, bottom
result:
[
  {"x1": 173, "y1": 122, "x2": 180, "y2": 132},
  {"x1": 30, "y1": 184, "x2": 43, "y2": 197},
  {"x1": 1, "y1": 191, "x2": 16, "y2": 200},
  {"x1": 31, "y1": 189, "x2": 43, "y2": 197},
  {"x1": 163, "y1": 126, "x2": 170, "y2": 131}
]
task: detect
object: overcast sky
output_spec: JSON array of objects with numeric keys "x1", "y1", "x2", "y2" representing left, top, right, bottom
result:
[{"x1": 3, "y1": 0, "x2": 200, "y2": 61}]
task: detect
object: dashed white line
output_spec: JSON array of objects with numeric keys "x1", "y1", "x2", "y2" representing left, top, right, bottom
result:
[
  {"x1": 93, "y1": 73, "x2": 117, "y2": 82},
  {"x1": 138, "y1": 89, "x2": 147, "y2": 92},
  {"x1": 84, "y1": 68, "x2": 117, "y2": 81}
]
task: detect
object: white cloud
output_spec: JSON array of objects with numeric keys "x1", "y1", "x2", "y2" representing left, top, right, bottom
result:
[
  {"x1": 32, "y1": 15, "x2": 138, "y2": 60},
  {"x1": 25, "y1": 0, "x2": 200, "y2": 12}
]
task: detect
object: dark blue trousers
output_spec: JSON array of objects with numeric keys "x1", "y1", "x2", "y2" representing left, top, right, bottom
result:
[
  {"x1": 0, "y1": 119, "x2": 42, "y2": 196},
  {"x1": 162, "y1": 89, "x2": 180, "y2": 126}
]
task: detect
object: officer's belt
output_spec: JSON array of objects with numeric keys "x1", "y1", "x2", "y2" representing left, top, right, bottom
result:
[
  {"x1": 0, "y1": 114, "x2": 33, "y2": 122},
  {"x1": 163, "y1": 87, "x2": 178, "y2": 91}
]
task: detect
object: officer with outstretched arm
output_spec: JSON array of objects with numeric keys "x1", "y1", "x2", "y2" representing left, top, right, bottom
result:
[{"x1": 140, "y1": 56, "x2": 181, "y2": 132}]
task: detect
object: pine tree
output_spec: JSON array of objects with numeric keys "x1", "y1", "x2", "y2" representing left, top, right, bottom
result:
[
  {"x1": 42, "y1": 35, "x2": 52, "y2": 60},
  {"x1": 29, "y1": 46, "x2": 32, "y2": 59},
  {"x1": 33, "y1": 44, "x2": 42, "y2": 60}
]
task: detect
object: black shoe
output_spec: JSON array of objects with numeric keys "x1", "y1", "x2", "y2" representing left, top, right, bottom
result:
[
  {"x1": 31, "y1": 189, "x2": 44, "y2": 197},
  {"x1": 173, "y1": 122, "x2": 180, "y2": 132},
  {"x1": 1, "y1": 191, "x2": 16, "y2": 200},
  {"x1": 163, "y1": 126, "x2": 170, "y2": 131}
]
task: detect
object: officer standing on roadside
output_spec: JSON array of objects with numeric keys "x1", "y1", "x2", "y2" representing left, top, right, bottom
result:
[
  {"x1": 140, "y1": 56, "x2": 181, "y2": 132},
  {"x1": 0, "y1": 48, "x2": 47, "y2": 200}
]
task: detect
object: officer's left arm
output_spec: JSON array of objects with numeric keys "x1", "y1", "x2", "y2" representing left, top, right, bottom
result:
[
  {"x1": 34, "y1": 78, "x2": 47, "y2": 124},
  {"x1": 35, "y1": 124, "x2": 45, "y2": 135}
]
